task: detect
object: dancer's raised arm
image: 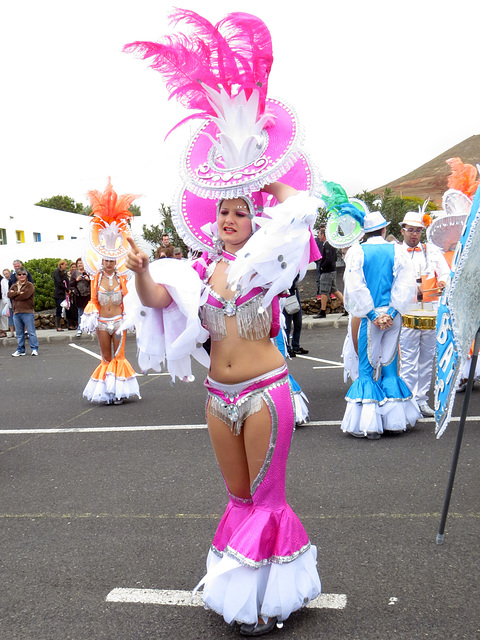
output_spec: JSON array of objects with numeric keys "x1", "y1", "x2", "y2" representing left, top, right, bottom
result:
[
  {"x1": 126, "y1": 237, "x2": 172, "y2": 309},
  {"x1": 262, "y1": 181, "x2": 298, "y2": 204}
]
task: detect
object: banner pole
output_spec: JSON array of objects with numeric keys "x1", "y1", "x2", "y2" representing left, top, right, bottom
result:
[{"x1": 436, "y1": 328, "x2": 480, "y2": 544}]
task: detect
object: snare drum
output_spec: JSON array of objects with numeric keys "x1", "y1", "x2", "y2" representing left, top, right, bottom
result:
[{"x1": 402, "y1": 309, "x2": 437, "y2": 330}]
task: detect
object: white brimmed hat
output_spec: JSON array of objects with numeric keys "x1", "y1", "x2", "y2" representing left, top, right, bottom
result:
[
  {"x1": 363, "y1": 210, "x2": 388, "y2": 232},
  {"x1": 401, "y1": 210, "x2": 425, "y2": 228}
]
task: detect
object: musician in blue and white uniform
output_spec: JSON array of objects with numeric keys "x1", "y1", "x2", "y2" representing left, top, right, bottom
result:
[{"x1": 341, "y1": 210, "x2": 420, "y2": 439}]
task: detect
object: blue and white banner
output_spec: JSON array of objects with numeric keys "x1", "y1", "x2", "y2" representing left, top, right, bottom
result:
[{"x1": 435, "y1": 184, "x2": 480, "y2": 436}]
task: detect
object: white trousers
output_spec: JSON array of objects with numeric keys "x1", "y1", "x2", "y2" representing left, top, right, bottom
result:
[{"x1": 399, "y1": 327, "x2": 436, "y2": 404}]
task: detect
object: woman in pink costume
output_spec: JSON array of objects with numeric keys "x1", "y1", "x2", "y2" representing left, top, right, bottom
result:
[
  {"x1": 126, "y1": 183, "x2": 320, "y2": 635},
  {"x1": 124, "y1": 9, "x2": 322, "y2": 635}
]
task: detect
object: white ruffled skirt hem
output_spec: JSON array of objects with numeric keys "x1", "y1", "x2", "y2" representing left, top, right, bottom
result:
[
  {"x1": 341, "y1": 398, "x2": 420, "y2": 436},
  {"x1": 198, "y1": 545, "x2": 321, "y2": 625},
  {"x1": 82, "y1": 375, "x2": 141, "y2": 404}
]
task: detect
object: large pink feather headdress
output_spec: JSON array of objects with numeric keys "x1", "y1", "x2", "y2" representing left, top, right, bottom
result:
[
  {"x1": 124, "y1": 10, "x2": 275, "y2": 166},
  {"x1": 124, "y1": 9, "x2": 319, "y2": 252}
]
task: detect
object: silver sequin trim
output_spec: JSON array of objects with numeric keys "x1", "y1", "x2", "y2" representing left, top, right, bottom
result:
[
  {"x1": 210, "y1": 542, "x2": 312, "y2": 569},
  {"x1": 206, "y1": 376, "x2": 288, "y2": 440},
  {"x1": 228, "y1": 492, "x2": 253, "y2": 505}
]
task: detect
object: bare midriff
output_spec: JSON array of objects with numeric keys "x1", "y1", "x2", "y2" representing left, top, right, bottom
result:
[{"x1": 209, "y1": 322, "x2": 284, "y2": 384}]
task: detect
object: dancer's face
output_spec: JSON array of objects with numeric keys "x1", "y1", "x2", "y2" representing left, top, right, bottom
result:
[
  {"x1": 217, "y1": 198, "x2": 252, "y2": 253},
  {"x1": 102, "y1": 259, "x2": 116, "y2": 274}
]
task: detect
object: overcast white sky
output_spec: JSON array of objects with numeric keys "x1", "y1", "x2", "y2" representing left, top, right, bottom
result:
[{"x1": 3, "y1": 0, "x2": 479, "y2": 226}]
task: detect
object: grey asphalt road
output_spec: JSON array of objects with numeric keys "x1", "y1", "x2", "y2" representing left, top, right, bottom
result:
[{"x1": 1, "y1": 326, "x2": 479, "y2": 639}]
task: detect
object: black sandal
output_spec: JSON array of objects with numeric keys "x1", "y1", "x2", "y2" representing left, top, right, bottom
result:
[{"x1": 240, "y1": 617, "x2": 278, "y2": 637}]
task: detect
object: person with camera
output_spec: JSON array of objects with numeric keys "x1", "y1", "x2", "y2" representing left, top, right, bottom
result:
[{"x1": 69, "y1": 258, "x2": 91, "y2": 337}]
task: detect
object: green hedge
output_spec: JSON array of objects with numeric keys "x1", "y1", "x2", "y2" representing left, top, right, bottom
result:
[{"x1": 23, "y1": 258, "x2": 74, "y2": 312}]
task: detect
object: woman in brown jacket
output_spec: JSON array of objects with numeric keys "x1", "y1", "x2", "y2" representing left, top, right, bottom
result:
[{"x1": 7, "y1": 268, "x2": 39, "y2": 356}]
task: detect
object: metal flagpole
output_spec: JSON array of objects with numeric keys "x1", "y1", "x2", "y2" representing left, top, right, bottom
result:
[{"x1": 436, "y1": 328, "x2": 480, "y2": 544}]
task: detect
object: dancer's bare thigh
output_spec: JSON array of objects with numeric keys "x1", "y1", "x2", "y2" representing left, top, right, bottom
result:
[{"x1": 207, "y1": 401, "x2": 271, "y2": 499}]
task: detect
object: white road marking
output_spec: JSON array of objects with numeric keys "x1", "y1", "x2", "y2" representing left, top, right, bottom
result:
[
  {"x1": 69, "y1": 343, "x2": 102, "y2": 360},
  {"x1": 68, "y1": 342, "x2": 167, "y2": 377},
  {"x1": 295, "y1": 355, "x2": 344, "y2": 366},
  {"x1": 105, "y1": 588, "x2": 347, "y2": 610},
  {"x1": 0, "y1": 425, "x2": 208, "y2": 435},
  {"x1": 0, "y1": 415, "x2": 477, "y2": 435},
  {"x1": 312, "y1": 365, "x2": 344, "y2": 370}
]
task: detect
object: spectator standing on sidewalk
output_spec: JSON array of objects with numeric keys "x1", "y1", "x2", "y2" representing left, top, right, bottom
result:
[
  {"x1": 53, "y1": 260, "x2": 70, "y2": 332},
  {"x1": 283, "y1": 275, "x2": 309, "y2": 357},
  {"x1": 0, "y1": 271, "x2": 10, "y2": 337},
  {"x1": 7, "y1": 268, "x2": 39, "y2": 356},
  {"x1": 8, "y1": 260, "x2": 33, "y2": 287},
  {"x1": 314, "y1": 226, "x2": 345, "y2": 319},
  {"x1": 2, "y1": 269, "x2": 15, "y2": 337},
  {"x1": 70, "y1": 258, "x2": 91, "y2": 337},
  {"x1": 315, "y1": 226, "x2": 325, "y2": 300}
]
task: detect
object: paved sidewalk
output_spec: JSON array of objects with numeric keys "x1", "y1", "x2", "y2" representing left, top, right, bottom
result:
[
  {"x1": 0, "y1": 314, "x2": 349, "y2": 348},
  {"x1": 0, "y1": 329, "x2": 100, "y2": 348}
]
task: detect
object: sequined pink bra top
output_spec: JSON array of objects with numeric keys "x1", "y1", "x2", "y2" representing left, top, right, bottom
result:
[
  {"x1": 192, "y1": 252, "x2": 280, "y2": 342},
  {"x1": 97, "y1": 283, "x2": 122, "y2": 307}
]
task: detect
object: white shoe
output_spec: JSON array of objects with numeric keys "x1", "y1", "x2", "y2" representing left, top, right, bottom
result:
[
  {"x1": 31, "y1": 350, "x2": 38, "y2": 356},
  {"x1": 12, "y1": 350, "x2": 26, "y2": 357},
  {"x1": 76, "y1": 329, "x2": 82, "y2": 337},
  {"x1": 419, "y1": 403, "x2": 435, "y2": 417}
]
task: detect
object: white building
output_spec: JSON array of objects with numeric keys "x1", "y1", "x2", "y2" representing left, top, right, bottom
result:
[{"x1": 0, "y1": 205, "x2": 153, "y2": 269}]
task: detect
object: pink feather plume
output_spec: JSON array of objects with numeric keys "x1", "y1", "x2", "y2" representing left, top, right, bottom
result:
[{"x1": 123, "y1": 9, "x2": 273, "y2": 134}]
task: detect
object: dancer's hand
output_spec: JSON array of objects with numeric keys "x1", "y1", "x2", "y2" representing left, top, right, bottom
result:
[
  {"x1": 126, "y1": 237, "x2": 150, "y2": 274},
  {"x1": 373, "y1": 314, "x2": 392, "y2": 330}
]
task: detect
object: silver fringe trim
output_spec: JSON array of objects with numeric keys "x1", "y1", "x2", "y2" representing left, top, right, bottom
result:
[
  {"x1": 208, "y1": 393, "x2": 264, "y2": 435},
  {"x1": 200, "y1": 304, "x2": 228, "y2": 341},
  {"x1": 200, "y1": 292, "x2": 272, "y2": 342},
  {"x1": 207, "y1": 375, "x2": 288, "y2": 437}
]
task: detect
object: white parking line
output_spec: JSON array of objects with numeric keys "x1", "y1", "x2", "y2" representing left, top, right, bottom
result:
[
  {"x1": 105, "y1": 588, "x2": 347, "y2": 610},
  {"x1": 1, "y1": 416, "x2": 474, "y2": 435},
  {"x1": 312, "y1": 365, "x2": 344, "y2": 370},
  {"x1": 295, "y1": 354, "x2": 344, "y2": 366},
  {"x1": 0, "y1": 424, "x2": 208, "y2": 435},
  {"x1": 68, "y1": 343, "x2": 171, "y2": 377},
  {"x1": 69, "y1": 343, "x2": 102, "y2": 360}
]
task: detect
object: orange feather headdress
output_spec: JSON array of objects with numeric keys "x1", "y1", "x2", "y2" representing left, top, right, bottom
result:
[
  {"x1": 446, "y1": 157, "x2": 480, "y2": 199},
  {"x1": 84, "y1": 178, "x2": 141, "y2": 274},
  {"x1": 88, "y1": 177, "x2": 139, "y2": 224},
  {"x1": 427, "y1": 159, "x2": 477, "y2": 252}
]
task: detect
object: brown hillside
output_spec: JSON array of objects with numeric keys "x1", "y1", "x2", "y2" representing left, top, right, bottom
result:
[{"x1": 372, "y1": 135, "x2": 480, "y2": 205}]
